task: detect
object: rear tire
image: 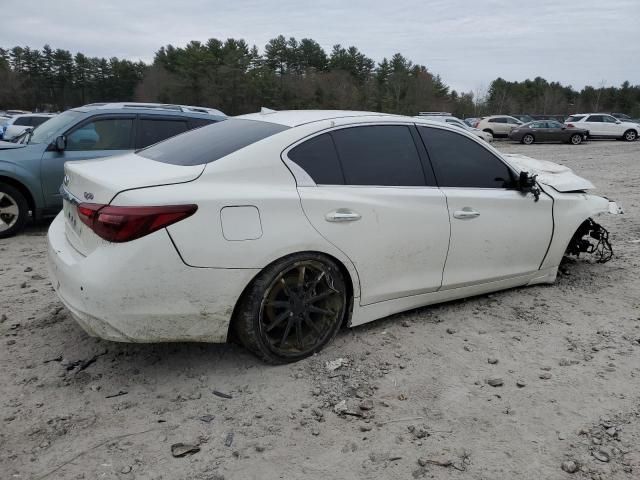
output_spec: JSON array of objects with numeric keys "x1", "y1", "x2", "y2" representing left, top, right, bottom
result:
[
  {"x1": 233, "y1": 253, "x2": 348, "y2": 364},
  {"x1": 522, "y1": 134, "x2": 535, "y2": 145},
  {"x1": 623, "y1": 129, "x2": 637, "y2": 141},
  {"x1": 483, "y1": 128, "x2": 494, "y2": 136},
  {"x1": 570, "y1": 134, "x2": 583, "y2": 145},
  {"x1": 0, "y1": 183, "x2": 29, "y2": 238}
]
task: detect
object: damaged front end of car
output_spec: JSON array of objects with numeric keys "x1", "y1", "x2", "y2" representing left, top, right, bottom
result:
[{"x1": 565, "y1": 218, "x2": 613, "y2": 263}]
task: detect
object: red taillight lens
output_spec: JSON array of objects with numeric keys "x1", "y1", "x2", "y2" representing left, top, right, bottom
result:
[
  {"x1": 566, "y1": 123, "x2": 575, "y2": 128},
  {"x1": 76, "y1": 203, "x2": 197, "y2": 242}
]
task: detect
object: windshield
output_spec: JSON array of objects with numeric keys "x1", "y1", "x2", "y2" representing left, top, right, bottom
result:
[{"x1": 28, "y1": 110, "x2": 84, "y2": 144}]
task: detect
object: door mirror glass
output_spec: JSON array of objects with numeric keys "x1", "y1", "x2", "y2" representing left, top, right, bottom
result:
[{"x1": 54, "y1": 135, "x2": 66, "y2": 152}]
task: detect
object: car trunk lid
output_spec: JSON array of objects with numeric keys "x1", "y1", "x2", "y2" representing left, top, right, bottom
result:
[{"x1": 62, "y1": 152, "x2": 204, "y2": 255}]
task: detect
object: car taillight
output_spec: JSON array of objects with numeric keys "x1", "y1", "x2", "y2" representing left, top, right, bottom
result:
[
  {"x1": 566, "y1": 123, "x2": 575, "y2": 128},
  {"x1": 76, "y1": 203, "x2": 197, "y2": 242}
]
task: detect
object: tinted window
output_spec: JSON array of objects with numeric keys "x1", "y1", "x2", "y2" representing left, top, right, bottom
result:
[
  {"x1": 531, "y1": 122, "x2": 546, "y2": 128},
  {"x1": 139, "y1": 119, "x2": 289, "y2": 166},
  {"x1": 506, "y1": 117, "x2": 521, "y2": 124},
  {"x1": 13, "y1": 117, "x2": 31, "y2": 126},
  {"x1": 587, "y1": 115, "x2": 604, "y2": 122},
  {"x1": 547, "y1": 121, "x2": 563, "y2": 128},
  {"x1": 489, "y1": 118, "x2": 507, "y2": 123},
  {"x1": 31, "y1": 116, "x2": 51, "y2": 127},
  {"x1": 418, "y1": 126, "x2": 515, "y2": 188},
  {"x1": 66, "y1": 118, "x2": 133, "y2": 151},
  {"x1": 566, "y1": 115, "x2": 585, "y2": 122},
  {"x1": 331, "y1": 125, "x2": 425, "y2": 186},
  {"x1": 288, "y1": 133, "x2": 344, "y2": 184},
  {"x1": 189, "y1": 118, "x2": 217, "y2": 129},
  {"x1": 603, "y1": 115, "x2": 618, "y2": 123},
  {"x1": 137, "y1": 118, "x2": 188, "y2": 148}
]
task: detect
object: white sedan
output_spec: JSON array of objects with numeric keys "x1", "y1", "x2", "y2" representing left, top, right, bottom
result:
[{"x1": 48, "y1": 110, "x2": 619, "y2": 363}]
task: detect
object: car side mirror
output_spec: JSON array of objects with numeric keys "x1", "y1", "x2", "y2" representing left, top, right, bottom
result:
[
  {"x1": 518, "y1": 171, "x2": 541, "y2": 202},
  {"x1": 54, "y1": 135, "x2": 66, "y2": 152},
  {"x1": 615, "y1": 120, "x2": 621, "y2": 124}
]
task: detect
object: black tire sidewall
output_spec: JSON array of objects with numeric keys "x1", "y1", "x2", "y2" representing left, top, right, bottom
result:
[
  {"x1": 233, "y1": 253, "x2": 348, "y2": 364},
  {"x1": 0, "y1": 183, "x2": 29, "y2": 238}
]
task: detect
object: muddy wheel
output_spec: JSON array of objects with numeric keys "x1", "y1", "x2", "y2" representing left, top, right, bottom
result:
[
  {"x1": 522, "y1": 134, "x2": 535, "y2": 145},
  {"x1": 233, "y1": 253, "x2": 347, "y2": 364},
  {"x1": 623, "y1": 129, "x2": 637, "y2": 141},
  {"x1": 570, "y1": 133, "x2": 583, "y2": 145},
  {"x1": 0, "y1": 183, "x2": 28, "y2": 238}
]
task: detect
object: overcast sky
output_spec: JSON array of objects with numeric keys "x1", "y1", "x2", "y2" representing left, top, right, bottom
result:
[{"x1": 2, "y1": 0, "x2": 639, "y2": 93}]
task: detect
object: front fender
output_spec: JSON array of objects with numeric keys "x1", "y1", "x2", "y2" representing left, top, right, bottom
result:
[
  {"x1": 0, "y1": 161, "x2": 44, "y2": 208},
  {"x1": 541, "y1": 191, "x2": 616, "y2": 270}
]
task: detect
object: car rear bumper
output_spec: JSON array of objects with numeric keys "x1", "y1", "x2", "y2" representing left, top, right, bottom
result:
[{"x1": 47, "y1": 212, "x2": 259, "y2": 343}]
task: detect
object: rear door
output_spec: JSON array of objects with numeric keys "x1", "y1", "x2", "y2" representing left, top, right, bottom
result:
[
  {"x1": 290, "y1": 124, "x2": 451, "y2": 305},
  {"x1": 40, "y1": 114, "x2": 135, "y2": 209},
  {"x1": 584, "y1": 115, "x2": 606, "y2": 136},
  {"x1": 545, "y1": 120, "x2": 565, "y2": 141},
  {"x1": 418, "y1": 126, "x2": 553, "y2": 288}
]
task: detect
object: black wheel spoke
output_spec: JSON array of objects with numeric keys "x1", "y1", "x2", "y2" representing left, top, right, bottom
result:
[
  {"x1": 303, "y1": 312, "x2": 322, "y2": 336},
  {"x1": 308, "y1": 305, "x2": 334, "y2": 316},
  {"x1": 266, "y1": 310, "x2": 291, "y2": 333},
  {"x1": 295, "y1": 318, "x2": 303, "y2": 349},
  {"x1": 280, "y1": 317, "x2": 294, "y2": 346},
  {"x1": 308, "y1": 271, "x2": 325, "y2": 290},
  {"x1": 280, "y1": 277, "x2": 293, "y2": 296},
  {"x1": 265, "y1": 300, "x2": 289, "y2": 309},
  {"x1": 306, "y1": 289, "x2": 336, "y2": 304},
  {"x1": 297, "y1": 265, "x2": 306, "y2": 289}
]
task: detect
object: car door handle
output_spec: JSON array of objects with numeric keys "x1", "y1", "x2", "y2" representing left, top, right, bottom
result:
[
  {"x1": 325, "y1": 209, "x2": 362, "y2": 222},
  {"x1": 453, "y1": 208, "x2": 480, "y2": 219}
]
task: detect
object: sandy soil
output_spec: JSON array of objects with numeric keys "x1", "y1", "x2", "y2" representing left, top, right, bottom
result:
[{"x1": 2, "y1": 140, "x2": 639, "y2": 480}]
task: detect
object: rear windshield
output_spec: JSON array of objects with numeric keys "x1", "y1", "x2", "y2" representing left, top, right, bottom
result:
[
  {"x1": 138, "y1": 118, "x2": 290, "y2": 166},
  {"x1": 565, "y1": 115, "x2": 585, "y2": 122}
]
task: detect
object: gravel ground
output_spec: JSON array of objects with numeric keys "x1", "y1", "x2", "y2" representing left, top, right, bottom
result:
[{"x1": 2, "y1": 140, "x2": 640, "y2": 480}]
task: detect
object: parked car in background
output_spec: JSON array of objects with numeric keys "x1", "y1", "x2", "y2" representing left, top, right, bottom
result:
[
  {"x1": 509, "y1": 120, "x2": 588, "y2": 145},
  {"x1": 530, "y1": 114, "x2": 566, "y2": 123},
  {"x1": 0, "y1": 102, "x2": 226, "y2": 237},
  {"x1": 475, "y1": 115, "x2": 523, "y2": 137},
  {"x1": 0, "y1": 116, "x2": 12, "y2": 140},
  {"x1": 511, "y1": 114, "x2": 534, "y2": 123},
  {"x1": 2, "y1": 113, "x2": 56, "y2": 141},
  {"x1": 416, "y1": 113, "x2": 493, "y2": 142},
  {"x1": 47, "y1": 110, "x2": 620, "y2": 363},
  {"x1": 565, "y1": 113, "x2": 640, "y2": 141}
]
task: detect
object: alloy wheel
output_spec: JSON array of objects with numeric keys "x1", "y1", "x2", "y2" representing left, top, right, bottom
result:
[
  {"x1": 571, "y1": 134, "x2": 582, "y2": 145},
  {"x1": 523, "y1": 134, "x2": 534, "y2": 145},
  {"x1": 259, "y1": 260, "x2": 346, "y2": 358},
  {"x1": 0, "y1": 192, "x2": 20, "y2": 233},
  {"x1": 625, "y1": 130, "x2": 637, "y2": 141}
]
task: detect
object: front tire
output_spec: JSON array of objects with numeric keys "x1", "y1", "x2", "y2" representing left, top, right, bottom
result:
[
  {"x1": 522, "y1": 134, "x2": 535, "y2": 145},
  {"x1": 623, "y1": 129, "x2": 638, "y2": 141},
  {"x1": 570, "y1": 133, "x2": 583, "y2": 145},
  {"x1": 0, "y1": 183, "x2": 29, "y2": 238},
  {"x1": 233, "y1": 253, "x2": 348, "y2": 364}
]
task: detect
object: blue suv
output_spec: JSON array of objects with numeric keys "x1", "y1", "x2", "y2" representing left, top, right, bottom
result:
[{"x1": 0, "y1": 102, "x2": 226, "y2": 237}]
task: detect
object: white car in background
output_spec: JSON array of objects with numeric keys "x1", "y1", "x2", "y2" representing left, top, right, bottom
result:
[
  {"x1": 1, "y1": 113, "x2": 56, "y2": 141},
  {"x1": 48, "y1": 110, "x2": 619, "y2": 363},
  {"x1": 416, "y1": 113, "x2": 493, "y2": 142},
  {"x1": 564, "y1": 113, "x2": 639, "y2": 141},
  {"x1": 475, "y1": 115, "x2": 523, "y2": 137}
]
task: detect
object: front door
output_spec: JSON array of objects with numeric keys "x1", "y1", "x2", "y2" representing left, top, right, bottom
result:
[
  {"x1": 417, "y1": 126, "x2": 553, "y2": 288},
  {"x1": 40, "y1": 115, "x2": 135, "y2": 209},
  {"x1": 287, "y1": 124, "x2": 451, "y2": 305}
]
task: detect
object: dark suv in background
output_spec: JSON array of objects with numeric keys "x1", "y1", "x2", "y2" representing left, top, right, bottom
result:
[{"x1": 0, "y1": 102, "x2": 226, "y2": 237}]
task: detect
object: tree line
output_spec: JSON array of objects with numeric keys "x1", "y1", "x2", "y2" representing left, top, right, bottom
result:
[{"x1": 1, "y1": 37, "x2": 639, "y2": 118}]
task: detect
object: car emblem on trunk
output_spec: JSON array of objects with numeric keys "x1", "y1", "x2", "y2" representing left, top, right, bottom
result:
[{"x1": 84, "y1": 192, "x2": 94, "y2": 200}]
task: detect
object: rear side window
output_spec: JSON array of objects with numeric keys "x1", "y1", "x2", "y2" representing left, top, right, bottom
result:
[
  {"x1": 288, "y1": 133, "x2": 344, "y2": 184},
  {"x1": 419, "y1": 126, "x2": 515, "y2": 188},
  {"x1": 587, "y1": 115, "x2": 604, "y2": 122},
  {"x1": 137, "y1": 118, "x2": 188, "y2": 148},
  {"x1": 13, "y1": 116, "x2": 31, "y2": 126},
  {"x1": 138, "y1": 119, "x2": 289, "y2": 166},
  {"x1": 566, "y1": 115, "x2": 585, "y2": 122},
  {"x1": 31, "y1": 116, "x2": 51, "y2": 127},
  {"x1": 331, "y1": 125, "x2": 426, "y2": 186}
]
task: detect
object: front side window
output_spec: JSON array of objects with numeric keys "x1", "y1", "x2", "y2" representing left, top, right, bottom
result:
[
  {"x1": 531, "y1": 122, "x2": 546, "y2": 128},
  {"x1": 66, "y1": 118, "x2": 133, "y2": 151},
  {"x1": 603, "y1": 115, "x2": 618, "y2": 123},
  {"x1": 137, "y1": 118, "x2": 188, "y2": 148},
  {"x1": 331, "y1": 125, "x2": 427, "y2": 186},
  {"x1": 418, "y1": 126, "x2": 515, "y2": 189},
  {"x1": 13, "y1": 116, "x2": 31, "y2": 126},
  {"x1": 29, "y1": 110, "x2": 84, "y2": 145},
  {"x1": 506, "y1": 117, "x2": 521, "y2": 124}
]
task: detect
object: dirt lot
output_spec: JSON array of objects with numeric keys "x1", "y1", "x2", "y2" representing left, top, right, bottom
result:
[{"x1": 2, "y1": 140, "x2": 640, "y2": 480}]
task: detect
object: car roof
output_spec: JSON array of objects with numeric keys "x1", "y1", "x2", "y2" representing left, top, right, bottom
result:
[
  {"x1": 70, "y1": 102, "x2": 226, "y2": 118},
  {"x1": 236, "y1": 109, "x2": 407, "y2": 127}
]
